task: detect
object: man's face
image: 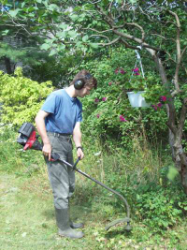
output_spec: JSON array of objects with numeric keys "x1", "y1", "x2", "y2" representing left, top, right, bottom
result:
[{"x1": 77, "y1": 86, "x2": 92, "y2": 97}]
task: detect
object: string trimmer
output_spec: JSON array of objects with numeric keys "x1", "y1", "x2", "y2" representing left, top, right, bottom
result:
[{"x1": 17, "y1": 122, "x2": 131, "y2": 232}]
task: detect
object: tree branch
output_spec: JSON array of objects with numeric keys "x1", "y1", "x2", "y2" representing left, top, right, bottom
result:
[
  {"x1": 151, "y1": 33, "x2": 175, "y2": 42},
  {"x1": 95, "y1": 3, "x2": 160, "y2": 51},
  {"x1": 120, "y1": 38, "x2": 140, "y2": 50},
  {"x1": 89, "y1": 34, "x2": 111, "y2": 42},
  {"x1": 177, "y1": 98, "x2": 187, "y2": 141},
  {"x1": 125, "y1": 22, "x2": 145, "y2": 42},
  {"x1": 82, "y1": 27, "x2": 113, "y2": 34},
  {"x1": 166, "y1": 104, "x2": 177, "y2": 134},
  {"x1": 113, "y1": 29, "x2": 161, "y2": 51},
  {"x1": 168, "y1": 10, "x2": 181, "y2": 92},
  {"x1": 97, "y1": 37, "x2": 121, "y2": 46}
]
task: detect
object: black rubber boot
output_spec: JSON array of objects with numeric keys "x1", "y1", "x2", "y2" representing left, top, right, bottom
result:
[
  {"x1": 68, "y1": 200, "x2": 84, "y2": 229},
  {"x1": 70, "y1": 220, "x2": 84, "y2": 229},
  {"x1": 55, "y1": 208, "x2": 84, "y2": 239}
]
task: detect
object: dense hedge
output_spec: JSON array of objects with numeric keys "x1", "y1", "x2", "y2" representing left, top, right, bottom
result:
[{"x1": 0, "y1": 67, "x2": 54, "y2": 126}]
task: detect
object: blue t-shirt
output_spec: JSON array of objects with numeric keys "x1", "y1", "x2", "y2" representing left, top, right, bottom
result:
[{"x1": 41, "y1": 89, "x2": 82, "y2": 134}]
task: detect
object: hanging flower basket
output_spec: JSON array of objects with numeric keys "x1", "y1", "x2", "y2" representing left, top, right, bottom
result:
[{"x1": 127, "y1": 91, "x2": 150, "y2": 108}]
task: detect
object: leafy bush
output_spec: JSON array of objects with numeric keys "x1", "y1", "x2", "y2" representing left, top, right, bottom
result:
[
  {"x1": 80, "y1": 47, "x2": 168, "y2": 148},
  {"x1": 136, "y1": 186, "x2": 186, "y2": 234},
  {"x1": 0, "y1": 67, "x2": 54, "y2": 126}
]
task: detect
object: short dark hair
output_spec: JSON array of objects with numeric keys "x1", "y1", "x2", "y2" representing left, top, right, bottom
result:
[{"x1": 71, "y1": 70, "x2": 97, "y2": 89}]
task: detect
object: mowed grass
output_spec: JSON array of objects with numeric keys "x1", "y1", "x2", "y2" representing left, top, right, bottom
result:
[
  {"x1": 0, "y1": 169, "x2": 103, "y2": 250},
  {"x1": 1, "y1": 170, "x2": 187, "y2": 250}
]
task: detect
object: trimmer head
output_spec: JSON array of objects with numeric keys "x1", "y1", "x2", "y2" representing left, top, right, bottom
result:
[{"x1": 105, "y1": 217, "x2": 131, "y2": 232}]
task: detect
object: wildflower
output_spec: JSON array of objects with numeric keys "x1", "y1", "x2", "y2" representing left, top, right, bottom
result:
[
  {"x1": 108, "y1": 82, "x2": 112, "y2": 86},
  {"x1": 132, "y1": 67, "x2": 139, "y2": 72},
  {"x1": 115, "y1": 68, "x2": 119, "y2": 74},
  {"x1": 134, "y1": 72, "x2": 140, "y2": 76},
  {"x1": 102, "y1": 97, "x2": 107, "y2": 101},
  {"x1": 151, "y1": 105, "x2": 158, "y2": 111},
  {"x1": 160, "y1": 96, "x2": 167, "y2": 102},
  {"x1": 120, "y1": 69, "x2": 126, "y2": 74},
  {"x1": 94, "y1": 98, "x2": 99, "y2": 103},
  {"x1": 157, "y1": 103, "x2": 162, "y2": 108},
  {"x1": 96, "y1": 114, "x2": 100, "y2": 118},
  {"x1": 119, "y1": 115, "x2": 127, "y2": 122}
]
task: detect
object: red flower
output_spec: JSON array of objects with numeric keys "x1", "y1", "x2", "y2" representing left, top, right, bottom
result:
[
  {"x1": 160, "y1": 96, "x2": 167, "y2": 102},
  {"x1": 108, "y1": 82, "x2": 112, "y2": 86},
  {"x1": 94, "y1": 98, "x2": 99, "y2": 103},
  {"x1": 132, "y1": 67, "x2": 139, "y2": 72},
  {"x1": 119, "y1": 115, "x2": 127, "y2": 122},
  {"x1": 152, "y1": 105, "x2": 158, "y2": 111},
  {"x1": 102, "y1": 97, "x2": 107, "y2": 101},
  {"x1": 115, "y1": 68, "x2": 119, "y2": 74},
  {"x1": 120, "y1": 69, "x2": 126, "y2": 74},
  {"x1": 96, "y1": 114, "x2": 100, "y2": 118}
]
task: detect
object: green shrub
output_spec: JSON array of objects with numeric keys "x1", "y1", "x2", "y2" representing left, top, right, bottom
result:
[
  {"x1": 80, "y1": 47, "x2": 168, "y2": 148},
  {"x1": 0, "y1": 67, "x2": 54, "y2": 126},
  {"x1": 136, "y1": 186, "x2": 186, "y2": 234}
]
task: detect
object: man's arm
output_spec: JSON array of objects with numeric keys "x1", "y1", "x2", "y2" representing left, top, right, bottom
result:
[
  {"x1": 35, "y1": 110, "x2": 52, "y2": 160},
  {"x1": 73, "y1": 122, "x2": 84, "y2": 160}
]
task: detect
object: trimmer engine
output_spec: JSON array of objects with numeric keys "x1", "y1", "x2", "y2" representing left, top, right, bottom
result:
[
  {"x1": 17, "y1": 122, "x2": 42, "y2": 151},
  {"x1": 17, "y1": 122, "x2": 60, "y2": 161}
]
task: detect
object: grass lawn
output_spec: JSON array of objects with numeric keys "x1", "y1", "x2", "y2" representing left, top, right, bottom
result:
[{"x1": 0, "y1": 170, "x2": 187, "y2": 250}]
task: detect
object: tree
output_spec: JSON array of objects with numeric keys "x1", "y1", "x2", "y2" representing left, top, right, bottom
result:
[
  {"x1": 2, "y1": 0, "x2": 187, "y2": 192},
  {"x1": 72, "y1": 0, "x2": 187, "y2": 193}
]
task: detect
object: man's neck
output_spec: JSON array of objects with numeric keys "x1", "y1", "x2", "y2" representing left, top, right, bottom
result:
[{"x1": 65, "y1": 85, "x2": 76, "y2": 98}]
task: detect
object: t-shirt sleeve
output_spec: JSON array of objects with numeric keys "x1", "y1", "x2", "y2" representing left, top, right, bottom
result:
[
  {"x1": 77, "y1": 102, "x2": 83, "y2": 122},
  {"x1": 41, "y1": 93, "x2": 58, "y2": 114}
]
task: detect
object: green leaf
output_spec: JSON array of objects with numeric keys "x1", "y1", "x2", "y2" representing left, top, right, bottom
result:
[
  {"x1": 82, "y1": 35, "x2": 89, "y2": 42},
  {"x1": 167, "y1": 166, "x2": 178, "y2": 181},
  {"x1": 58, "y1": 44, "x2": 66, "y2": 51},
  {"x1": 70, "y1": 15, "x2": 79, "y2": 22},
  {"x1": 90, "y1": 43, "x2": 99, "y2": 49},
  {"x1": 21, "y1": 2, "x2": 26, "y2": 8},
  {"x1": 48, "y1": 4, "x2": 59, "y2": 11},
  {"x1": 56, "y1": 31, "x2": 66, "y2": 39},
  {"x1": 9, "y1": 9, "x2": 19, "y2": 18},
  {"x1": 40, "y1": 43, "x2": 51, "y2": 50},
  {"x1": 129, "y1": 0, "x2": 137, "y2": 3},
  {"x1": 49, "y1": 49, "x2": 57, "y2": 56},
  {"x1": 68, "y1": 31, "x2": 78, "y2": 39},
  {"x1": 59, "y1": 23, "x2": 68, "y2": 29},
  {"x1": 2, "y1": 30, "x2": 9, "y2": 36}
]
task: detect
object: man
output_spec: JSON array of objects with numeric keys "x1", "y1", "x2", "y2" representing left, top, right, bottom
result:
[{"x1": 35, "y1": 70, "x2": 97, "y2": 239}]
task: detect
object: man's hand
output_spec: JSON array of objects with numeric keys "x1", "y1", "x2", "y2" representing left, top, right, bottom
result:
[
  {"x1": 42, "y1": 143, "x2": 52, "y2": 161},
  {"x1": 77, "y1": 148, "x2": 84, "y2": 160}
]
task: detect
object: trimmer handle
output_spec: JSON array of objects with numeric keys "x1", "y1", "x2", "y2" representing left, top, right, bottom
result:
[
  {"x1": 50, "y1": 152, "x2": 60, "y2": 161},
  {"x1": 73, "y1": 157, "x2": 81, "y2": 170}
]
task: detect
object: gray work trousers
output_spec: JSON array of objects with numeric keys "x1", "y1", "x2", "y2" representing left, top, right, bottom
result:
[{"x1": 45, "y1": 132, "x2": 75, "y2": 209}]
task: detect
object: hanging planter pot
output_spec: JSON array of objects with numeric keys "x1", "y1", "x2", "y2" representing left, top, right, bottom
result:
[
  {"x1": 126, "y1": 47, "x2": 150, "y2": 108},
  {"x1": 127, "y1": 91, "x2": 150, "y2": 108}
]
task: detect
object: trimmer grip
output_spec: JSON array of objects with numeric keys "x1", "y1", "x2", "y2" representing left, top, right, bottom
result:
[{"x1": 51, "y1": 153, "x2": 60, "y2": 161}]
